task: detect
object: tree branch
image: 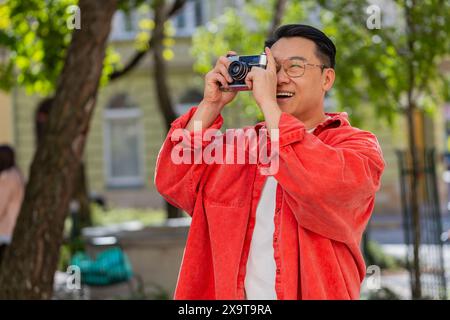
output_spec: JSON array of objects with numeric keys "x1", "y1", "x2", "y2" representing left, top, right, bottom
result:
[{"x1": 109, "y1": 0, "x2": 186, "y2": 81}]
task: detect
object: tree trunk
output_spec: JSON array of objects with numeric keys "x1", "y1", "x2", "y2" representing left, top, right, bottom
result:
[
  {"x1": 72, "y1": 162, "x2": 92, "y2": 233},
  {"x1": 404, "y1": 0, "x2": 422, "y2": 299},
  {"x1": 267, "y1": 0, "x2": 288, "y2": 37},
  {"x1": 0, "y1": 0, "x2": 117, "y2": 299},
  {"x1": 36, "y1": 98, "x2": 92, "y2": 237},
  {"x1": 152, "y1": 0, "x2": 182, "y2": 219},
  {"x1": 406, "y1": 104, "x2": 422, "y2": 299}
]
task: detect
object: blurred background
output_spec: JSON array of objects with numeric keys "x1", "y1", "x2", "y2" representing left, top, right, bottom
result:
[{"x1": 0, "y1": 0, "x2": 449, "y2": 300}]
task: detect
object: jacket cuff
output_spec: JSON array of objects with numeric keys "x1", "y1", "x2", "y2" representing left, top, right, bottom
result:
[
  {"x1": 170, "y1": 106, "x2": 223, "y2": 129},
  {"x1": 278, "y1": 112, "x2": 305, "y2": 147},
  {"x1": 169, "y1": 106, "x2": 224, "y2": 148}
]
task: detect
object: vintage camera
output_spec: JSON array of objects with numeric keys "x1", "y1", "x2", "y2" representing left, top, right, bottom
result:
[{"x1": 220, "y1": 53, "x2": 267, "y2": 92}]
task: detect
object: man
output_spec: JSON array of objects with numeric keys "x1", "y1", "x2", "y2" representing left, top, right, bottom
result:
[{"x1": 155, "y1": 24, "x2": 385, "y2": 300}]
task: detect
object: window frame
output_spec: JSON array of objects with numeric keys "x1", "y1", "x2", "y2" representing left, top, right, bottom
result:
[
  {"x1": 173, "y1": 0, "x2": 206, "y2": 37},
  {"x1": 103, "y1": 107, "x2": 146, "y2": 188}
]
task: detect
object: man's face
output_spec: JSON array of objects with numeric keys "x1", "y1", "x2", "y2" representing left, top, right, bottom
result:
[{"x1": 270, "y1": 37, "x2": 335, "y2": 119}]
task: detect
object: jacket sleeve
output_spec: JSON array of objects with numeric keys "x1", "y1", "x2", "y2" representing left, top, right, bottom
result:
[
  {"x1": 154, "y1": 106, "x2": 224, "y2": 216},
  {"x1": 272, "y1": 112, "x2": 385, "y2": 244}
]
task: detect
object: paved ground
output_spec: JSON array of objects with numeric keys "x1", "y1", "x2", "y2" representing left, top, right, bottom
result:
[
  {"x1": 53, "y1": 213, "x2": 450, "y2": 300},
  {"x1": 363, "y1": 214, "x2": 450, "y2": 299},
  {"x1": 369, "y1": 214, "x2": 450, "y2": 244}
]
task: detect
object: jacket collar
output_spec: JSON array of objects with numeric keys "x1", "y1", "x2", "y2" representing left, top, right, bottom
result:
[
  {"x1": 255, "y1": 111, "x2": 350, "y2": 134},
  {"x1": 317, "y1": 112, "x2": 351, "y2": 132}
]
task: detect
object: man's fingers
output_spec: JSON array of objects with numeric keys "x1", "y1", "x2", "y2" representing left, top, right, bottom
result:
[
  {"x1": 219, "y1": 65, "x2": 232, "y2": 83},
  {"x1": 216, "y1": 56, "x2": 231, "y2": 69},
  {"x1": 212, "y1": 73, "x2": 229, "y2": 89},
  {"x1": 206, "y1": 70, "x2": 228, "y2": 88},
  {"x1": 214, "y1": 52, "x2": 237, "y2": 78},
  {"x1": 245, "y1": 72, "x2": 253, "y2": 90},
  {"x1": 264, "y1": 47, "x2": 276, "y2": 73}
]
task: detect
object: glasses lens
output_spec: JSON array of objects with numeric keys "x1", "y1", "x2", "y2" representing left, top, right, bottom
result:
[{"x1": 285, "y1": 59, "x2": 305, "y2": 77}]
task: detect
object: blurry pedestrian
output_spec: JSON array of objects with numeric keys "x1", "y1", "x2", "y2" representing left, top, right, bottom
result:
[{"x1": 0, "y1": 145, "x2": 25, "y2": 263}]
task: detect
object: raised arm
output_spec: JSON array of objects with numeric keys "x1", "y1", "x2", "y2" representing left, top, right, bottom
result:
[{"x1": 273, "y1": 112, "x2": 385, "y2": 244}]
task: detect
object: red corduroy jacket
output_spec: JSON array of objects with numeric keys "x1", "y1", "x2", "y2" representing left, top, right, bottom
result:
[{"x1": 154, "y1": 106, "x2": 385, "y2": 300}]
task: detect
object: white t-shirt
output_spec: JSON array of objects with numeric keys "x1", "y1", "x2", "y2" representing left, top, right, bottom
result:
[
  {"x1": 244, "y1": 123, "x2": 324, "y2": 300},
  {"x1": 244, "y1": 175, "x2": 278, "y2": 300}
]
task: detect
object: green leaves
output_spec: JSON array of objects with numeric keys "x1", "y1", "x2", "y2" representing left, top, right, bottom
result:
[
  {"x1": 0, "y1": 0, "x2": 78, "y2": 95},
  {"x1": 191, "y1": 0, "x2": 449, "y2": 127},
  {"x1": 0, "y1": 0, "x2": 156, "y2": 95},
  {"x1": 191, "y1": 0, "x2": 307, "y2": 120},
  {"x1": 2, "y1": 0, "x2": 448, "y2": 124},
  {"x1": 100, "y1": 47, "x2": 122, "y2": 87}
]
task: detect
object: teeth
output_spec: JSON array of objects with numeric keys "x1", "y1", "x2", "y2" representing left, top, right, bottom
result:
[{"x1": 277, "y1": 92, "x2": 294, "y2": 97}]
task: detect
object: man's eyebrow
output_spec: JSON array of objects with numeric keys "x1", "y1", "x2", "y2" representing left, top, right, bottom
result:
[
  {"x1": 275, "y1": 56, "x2": 307, "y2": 63},
  {"x1": 287, "y1": 56, "x2": 307, "y2": 61}
]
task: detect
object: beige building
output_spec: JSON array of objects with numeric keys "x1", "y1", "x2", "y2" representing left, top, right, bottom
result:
[
  {"x1": 0, "y1": 92, "x2": 13, "y2": 144},
  {"x1": 1, "y1": 0, "x2": 257, "y2": 209},
  {"x1": 1, "y1": 0, "x2": 449, "y2": 219}
]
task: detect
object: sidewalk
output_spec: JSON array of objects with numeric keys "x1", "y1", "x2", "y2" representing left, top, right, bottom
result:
[
  {"x1": 365, "y1": 213, "x2": 450, "y2": 299},
  {"x1": 369, "y1": 213, "x2": 450, "y2": 244}
]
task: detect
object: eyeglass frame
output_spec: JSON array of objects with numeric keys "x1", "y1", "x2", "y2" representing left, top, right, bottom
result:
[{"x1": 274, "y1": 56, "x2": 329, "y2": 78}]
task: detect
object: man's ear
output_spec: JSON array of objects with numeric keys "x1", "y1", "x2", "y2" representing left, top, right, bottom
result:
[{"x1": 323, "y1": 68, "x2": 335, "y2": 92}]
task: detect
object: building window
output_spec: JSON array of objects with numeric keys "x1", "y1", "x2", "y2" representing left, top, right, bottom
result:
[
  {"x1": 104, "y1": 94, "x2": 145, "y2": 188},
  {"x1": 173, "y1": 0, "x2": 205, "y2": 36},
  {"x1": 124, "y1": 11, "x2": 135, "y2": 33},
  {"x1": 110, "y1": 10, "x2": 140, "y2": 40}
]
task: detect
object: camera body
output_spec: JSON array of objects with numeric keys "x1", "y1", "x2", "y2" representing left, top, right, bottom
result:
[{"x1": 220, "y1": 53, "x2": 267, "y2": 92}]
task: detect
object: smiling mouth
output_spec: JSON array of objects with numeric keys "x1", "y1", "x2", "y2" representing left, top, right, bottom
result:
[{"x1": 276, "y1": 92, "x2": 295, "y2": 99}]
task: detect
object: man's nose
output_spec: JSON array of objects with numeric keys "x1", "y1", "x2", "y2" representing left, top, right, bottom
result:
[{"x1": 277, "y1": 68, "x2": 290, "y2": 85}]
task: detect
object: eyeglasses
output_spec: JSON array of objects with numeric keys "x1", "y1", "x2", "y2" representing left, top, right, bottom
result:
[{"x1": 275, "y1": 58, "x2": 328, "y2": 78}]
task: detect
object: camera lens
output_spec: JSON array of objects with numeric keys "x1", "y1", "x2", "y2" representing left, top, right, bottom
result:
[{"x1": 228, "y1": 61, "x2": 248, "y2": 81}]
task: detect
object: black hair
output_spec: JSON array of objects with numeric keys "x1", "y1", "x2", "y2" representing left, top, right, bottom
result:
[
  {"x1": 0, "y1": 145, "x2": 16, "y2": 173},
  {"x1": 35, "y1": 97, "x2": 54, "y2": 147},
  {"x1": 265, "y1": 24, "x2": 336, "y2": 69}
]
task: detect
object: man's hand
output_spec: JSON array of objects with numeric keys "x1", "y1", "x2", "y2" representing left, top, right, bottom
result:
[
  {"x1": 245, "y1": 47, "x2": 281, "y2": 132},
  {"x1": 186, "y1": 51, "x2": 238, "y2": 132},
  {"x1": 202, "y1": 51, "x2": 238, "y2": 110}
]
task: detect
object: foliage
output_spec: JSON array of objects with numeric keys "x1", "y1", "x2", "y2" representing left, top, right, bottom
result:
[
  {"x1": 365, "y1": 287, "x2": 401, "y2": 300},
  {"x1": 320, "y1": 0, "x2": 450, "y2": 125},
  {"x1": 0, "y1": 0, "x2": 124, "y2": 94},
  {"x1": 90, "y1": 204, "x2": 167, "y2": 227},
  {"x1": 57, "y1": 242, "x2": 72, "y2": 271},
  {"x1": 364, "y1": 240, "x2": 405, "y2": 270},
  {"x1": 0, "y1": 0, "x2": 77, "y2": 94},
  {"x1": 0, "y1": 0, "x2": 175, "y2": 95},
  {"x1": 191, "y1": 0, "x2": 450, "y2": 127},
  {"x1": 191, "y1": 0, "x2": 308, "y2": 121}
]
